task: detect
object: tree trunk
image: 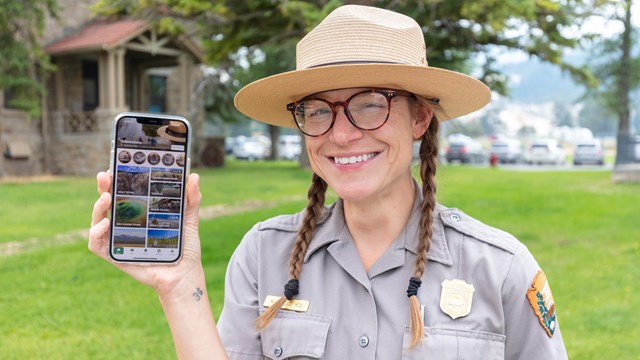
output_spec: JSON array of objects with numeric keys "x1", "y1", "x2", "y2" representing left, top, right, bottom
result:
[
  {"x1": 615, "y1": 0, "x2": 633, "y2": 165},
  {"x1": 268, "y1": 125, "x2": 280, "y2": 160}
]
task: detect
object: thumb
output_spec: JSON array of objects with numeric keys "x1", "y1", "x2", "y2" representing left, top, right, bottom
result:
[{"x1": 184, "y1": 173, "x2": 202, "y2": 229}]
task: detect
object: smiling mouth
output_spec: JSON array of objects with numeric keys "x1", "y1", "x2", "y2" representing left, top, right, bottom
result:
[{"x1": 332, "y1": 152, "x2": 379, "y2": 165}]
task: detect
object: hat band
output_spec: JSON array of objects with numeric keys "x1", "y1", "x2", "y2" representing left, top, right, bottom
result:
[
  {"x1": 306, "y1": 60, "x2": 403, "y2": 69},
  {"x1": 166, "y1": 128, "x2": 186, "y2": 138}
]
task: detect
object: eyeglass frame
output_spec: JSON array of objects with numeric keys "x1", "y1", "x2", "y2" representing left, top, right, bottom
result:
[{"x1": 286, "y1": 88, "x2": 416, "y2": 137}]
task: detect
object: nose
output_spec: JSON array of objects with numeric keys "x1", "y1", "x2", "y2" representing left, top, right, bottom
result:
[{"x1": 328, "y1": 105, "x2": 363, "y2": 145}]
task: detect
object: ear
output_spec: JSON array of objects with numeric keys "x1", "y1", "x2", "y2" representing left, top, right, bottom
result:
[{"x1": 412, "y1": 103, "x2": 433, "y2": 140}]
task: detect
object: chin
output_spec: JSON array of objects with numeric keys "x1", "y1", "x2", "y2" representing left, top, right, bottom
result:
[{"x1": 331, "y1": 183, "x2": 377, "y2": 203}]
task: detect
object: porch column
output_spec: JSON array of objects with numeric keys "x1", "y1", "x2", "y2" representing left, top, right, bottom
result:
[
  {"x1": 136, "y1": 65, "x2": 147, "y2": 111},
  {"x1": 178, "y1": 54, "x2": 193, "y2": 115},
  {"x1": 115, "y1": 48, "x2": 126, "y2": 109},
  {"x1": 107, "y1": 50, "x2": 117, "y2": 109},
  {"x1": 98, "y1": 52, "x2": 108, "y2": 109}
]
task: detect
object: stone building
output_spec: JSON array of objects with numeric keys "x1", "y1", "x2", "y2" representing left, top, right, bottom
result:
[{"x1": 0, "y1": 0, "x2": 206, "y2": 177}]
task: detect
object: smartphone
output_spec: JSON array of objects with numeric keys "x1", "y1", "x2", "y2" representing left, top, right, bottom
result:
[{"x1": 108, "y1": 112, "x2": 191, "y2": 264}]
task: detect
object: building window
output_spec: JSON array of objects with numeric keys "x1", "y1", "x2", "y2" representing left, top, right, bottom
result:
[
  {"x1": 148, "y1": 75, "x2": 166, "y2": 113},
  {"x1": 82, "y1": 60, "x2": 99, "y2": 111}
]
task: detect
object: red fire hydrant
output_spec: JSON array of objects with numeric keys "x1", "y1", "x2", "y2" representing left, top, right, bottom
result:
[{"x1": 489, "y1": 153, "x2": 498, "y2": 168}]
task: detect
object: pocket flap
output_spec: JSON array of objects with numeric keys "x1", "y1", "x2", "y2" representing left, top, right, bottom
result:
[{"x1": 261, "y1": 312, "x2": 331, "y2": 359}]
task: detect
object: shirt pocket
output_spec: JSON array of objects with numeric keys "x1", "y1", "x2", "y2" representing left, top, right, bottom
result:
[
  {"x1": 260, "y1": 311, "x2": 332, "y2": 359},
  {"x1": 402, "y1": 327, "x2": 506, "y2": 360}
]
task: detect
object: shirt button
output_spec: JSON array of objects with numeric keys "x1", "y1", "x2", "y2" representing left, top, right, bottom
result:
[
  {"x1": 359, "y1": 335, "x2": 369, "y2": 348},
  {"x1": 450, "y1": 214, "x2": 460, "y2": 222},
  {"x1": 274, "y1": 346, "x2": 283, "y2": 357}
]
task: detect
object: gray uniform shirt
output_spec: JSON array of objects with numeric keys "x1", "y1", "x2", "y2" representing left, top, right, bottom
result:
[{"x1": 218, "y1": 189, "x2": 568, "y2": 359}]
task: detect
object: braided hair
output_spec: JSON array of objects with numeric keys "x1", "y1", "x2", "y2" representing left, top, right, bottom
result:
[
  {"x1": 407, "y1": 97, "x2": 440, "y2": 347},
  {"x1": 255, "y1": 173, "x2": 328, "y2": 330}
]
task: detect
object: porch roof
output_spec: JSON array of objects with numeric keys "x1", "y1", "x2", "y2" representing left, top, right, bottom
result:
[
  {"x1": 44, "y1": 19, "x2": 203, "y2": 62},
  {"x1": 45, "y1": 19, "x2": 148, "y2": 54}
]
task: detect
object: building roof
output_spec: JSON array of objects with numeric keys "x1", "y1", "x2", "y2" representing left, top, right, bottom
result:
[{"x1": 45, "y1": 19, "x2": 148, "y2": 54}]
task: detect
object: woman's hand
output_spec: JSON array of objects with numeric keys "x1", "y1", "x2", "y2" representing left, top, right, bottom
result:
[{"x1": 88, "y1": 171, "x2": 205, "y2": 299}]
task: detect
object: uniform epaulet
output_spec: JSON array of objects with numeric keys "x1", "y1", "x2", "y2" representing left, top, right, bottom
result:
[
  {"x1": 258, "y1": 212, "x2": 303, "y2": 232},
  {"x1": 439, "y1": 207, "x2": 521, "y2": 254},
  {"x1": 257, "y1": 203, "x2": 335, "y2": 233}
]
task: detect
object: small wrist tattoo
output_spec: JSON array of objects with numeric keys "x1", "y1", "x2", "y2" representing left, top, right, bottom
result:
[{"x1": 193, "y1": 287, "x2": 203, "y2": 301}]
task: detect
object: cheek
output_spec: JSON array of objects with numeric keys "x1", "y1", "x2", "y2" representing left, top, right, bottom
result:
[{"x1": 305, "y1": 138, "x2": 323, "y2": 171}]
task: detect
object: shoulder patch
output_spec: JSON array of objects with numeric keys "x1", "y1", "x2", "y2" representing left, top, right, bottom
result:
[
  {"x1": 439, "y1": 208, "x2": 520, "y2": 254},
  {"x1": 526, "y1": 270, "x2": 557, "y2": 337}
]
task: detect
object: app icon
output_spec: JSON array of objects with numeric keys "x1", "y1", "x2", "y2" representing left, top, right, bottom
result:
[{"x1": 114, "y1": 247, "x2": 124, "y2": 254}]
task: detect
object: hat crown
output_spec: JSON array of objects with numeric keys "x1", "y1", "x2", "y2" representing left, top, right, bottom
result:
[{"x1": 297, "y1": 5, "x2": 427, "y2": 70}]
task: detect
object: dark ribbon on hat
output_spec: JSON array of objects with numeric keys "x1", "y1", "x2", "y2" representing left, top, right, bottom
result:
[
  {"x1": 284, "y1": 279, "x2": 299, "y2": 300},
  {"x1": 407, "y1": 277, "x2": 422, "y2": 297}
]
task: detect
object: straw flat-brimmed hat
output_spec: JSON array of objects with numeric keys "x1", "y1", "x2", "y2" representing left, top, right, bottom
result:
[
  {"x1": 234, "y1": 5, "x2": 491, "y2": 128},
  {"x1": 157, "y1": 121, "x2": 187, "y2": 142}
]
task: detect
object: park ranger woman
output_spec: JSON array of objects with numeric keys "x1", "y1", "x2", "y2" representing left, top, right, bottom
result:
[{"x1": 89, "y1": 4, "x2": 568, "y2": 359}]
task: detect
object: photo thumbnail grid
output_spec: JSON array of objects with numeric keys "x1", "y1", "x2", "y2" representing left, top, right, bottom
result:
[{"x1": 113, "y1": 148, "x2": 185, "y2": 249}]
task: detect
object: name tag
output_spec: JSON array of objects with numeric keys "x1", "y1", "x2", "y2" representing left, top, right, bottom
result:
[{"x1": 263, "y1": 295, "x2": 310, "y2": 312}]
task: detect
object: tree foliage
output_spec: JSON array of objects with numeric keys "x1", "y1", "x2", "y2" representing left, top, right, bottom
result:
[
  {"x1": 91, "y1": 0, "x2": 602, "y2": 96},
  {"x1": 0, "y1": 0, "x2": 58, "y2": 116}
]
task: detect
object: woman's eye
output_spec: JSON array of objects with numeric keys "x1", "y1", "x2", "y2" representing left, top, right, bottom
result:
[
  {"x1": 353, "y1": 102, "x2": 385, "y2": 111},
  {"x1": 307, "y1": 108, "x2": 332, "y2": 118}
]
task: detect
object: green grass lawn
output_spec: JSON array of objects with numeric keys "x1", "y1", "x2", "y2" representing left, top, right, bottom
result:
[{"x1": 0, "y1": 161, "x2": 638, "y2": 359}]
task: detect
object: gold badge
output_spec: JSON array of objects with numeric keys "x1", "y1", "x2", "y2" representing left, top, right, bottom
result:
[
  {"x1": 263, "y1": 295, "x2": 310, "y2": 312},
  {"x1": 440, "y1": 279, "x2": 475, "y2": 319}
]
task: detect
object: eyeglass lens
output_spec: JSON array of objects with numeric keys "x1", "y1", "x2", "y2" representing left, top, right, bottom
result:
[{"x1": 293, "y1": 91, "x2": 390, "y2": 136}]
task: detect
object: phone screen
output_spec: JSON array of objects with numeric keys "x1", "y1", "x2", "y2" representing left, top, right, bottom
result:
[{"x1": 109, "y1": 113, "x2": 190, "y2": 263}]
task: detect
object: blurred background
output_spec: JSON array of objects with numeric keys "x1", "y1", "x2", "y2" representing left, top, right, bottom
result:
[
  {"x1": 1, "y1": 1, "x2": 639, "y2": 359},
  {"x1": 1, "y1": 0, "x2": 639, "y2": 178}
]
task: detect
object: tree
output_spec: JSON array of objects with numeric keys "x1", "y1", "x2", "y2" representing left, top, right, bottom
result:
[
  {"x1": 0, "y1": 0, "x2": 57, "y2": 117},
  {"x1": 582, "y1": 0, "x2": 639, "y2": 165}
]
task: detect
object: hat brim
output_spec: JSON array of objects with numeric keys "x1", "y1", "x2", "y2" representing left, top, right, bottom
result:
[
  {"x1": 157, "y1": 126, "x2": 187, "y2": 143},
  {"x1": 234, "y1": 64, "x2": 491, "y2": 128}
]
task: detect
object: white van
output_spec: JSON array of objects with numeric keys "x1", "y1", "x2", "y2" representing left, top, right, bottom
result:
[
  {"x1": 525, "y1": 139, "x2": 567, "y2": 165},
  {"x1": 490, "y1": 139, "x2": 522, "y2": 164},
  {"x1": 573, "y1": 139, "x2": 604, "y2": 165}
]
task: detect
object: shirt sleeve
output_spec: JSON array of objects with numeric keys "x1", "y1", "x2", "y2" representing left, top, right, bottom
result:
[
  {"x1": 217, "y1": 224, "x2": 264, "y2": 359},
  {"x1": 502, "y1": 243, "x2": 568, "y2": 359}
]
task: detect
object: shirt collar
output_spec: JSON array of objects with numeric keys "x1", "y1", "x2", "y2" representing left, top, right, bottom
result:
[{"x1": 304, "y1": 179, "x2": 453, "y2": 266}]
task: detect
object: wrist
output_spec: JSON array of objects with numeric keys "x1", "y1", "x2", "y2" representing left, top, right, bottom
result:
[{"x1": 156, "y1": 266, "x2": 208, "y2": 304}]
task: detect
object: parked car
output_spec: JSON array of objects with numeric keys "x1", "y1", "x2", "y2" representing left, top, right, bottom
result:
[
  {"x1": 490, "y1": 139, "x2": 523, "y2": 164},
  {"x1": 525, "y1": 139, "x2": 567, "y2": 165},
  {"x1": 232, "y1": 137, "x2": 271, "y2": 161},
  {"x1": 573, "y1": 139, "x2": 604, "y2": 165},
  {"x1": 278, "y1": 135, "x2": 302, "y2": 160},
  {"x1": 445, "y1": 135, "x2": 486, "y2": 164},
  {"x1": 634, "y1": 135, "x2": 640, "y2": 162}
]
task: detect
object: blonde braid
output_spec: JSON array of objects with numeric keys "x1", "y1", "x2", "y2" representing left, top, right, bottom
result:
[
  {"x1": 408, "y1": 100, "x2": 440, "y2": 348},
  {"x1": 255, "y1": 173, "x2": 327, "y2": 330}
]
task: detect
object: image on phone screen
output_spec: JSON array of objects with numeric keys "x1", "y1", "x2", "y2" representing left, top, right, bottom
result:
[{"x1": 109, "y1": 114, "x2": 189, "y2": 263}]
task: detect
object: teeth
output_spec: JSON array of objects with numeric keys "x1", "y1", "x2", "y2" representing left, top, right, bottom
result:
[{"x1": 333, "y1": 153, "x2": 376, "y2": 165}]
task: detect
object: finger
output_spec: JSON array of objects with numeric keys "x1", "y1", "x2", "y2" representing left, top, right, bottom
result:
[
  {"x1": 88, "y1": 217, "x2": 110, "y2": 260},
  {"x1": 184, "y1": 173, "x2": 202, "y2": 225},
  {"x1": 91, "y1": 191, "x2": 112, "y2": 227},
  {"x1": 97, "y1": 171, "x2": 112, "y2": 195}
]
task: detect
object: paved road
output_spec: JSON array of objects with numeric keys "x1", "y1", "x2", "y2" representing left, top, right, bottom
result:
[{"x1": 442, "y1": 161, "x2": 613, "y2": 172}]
